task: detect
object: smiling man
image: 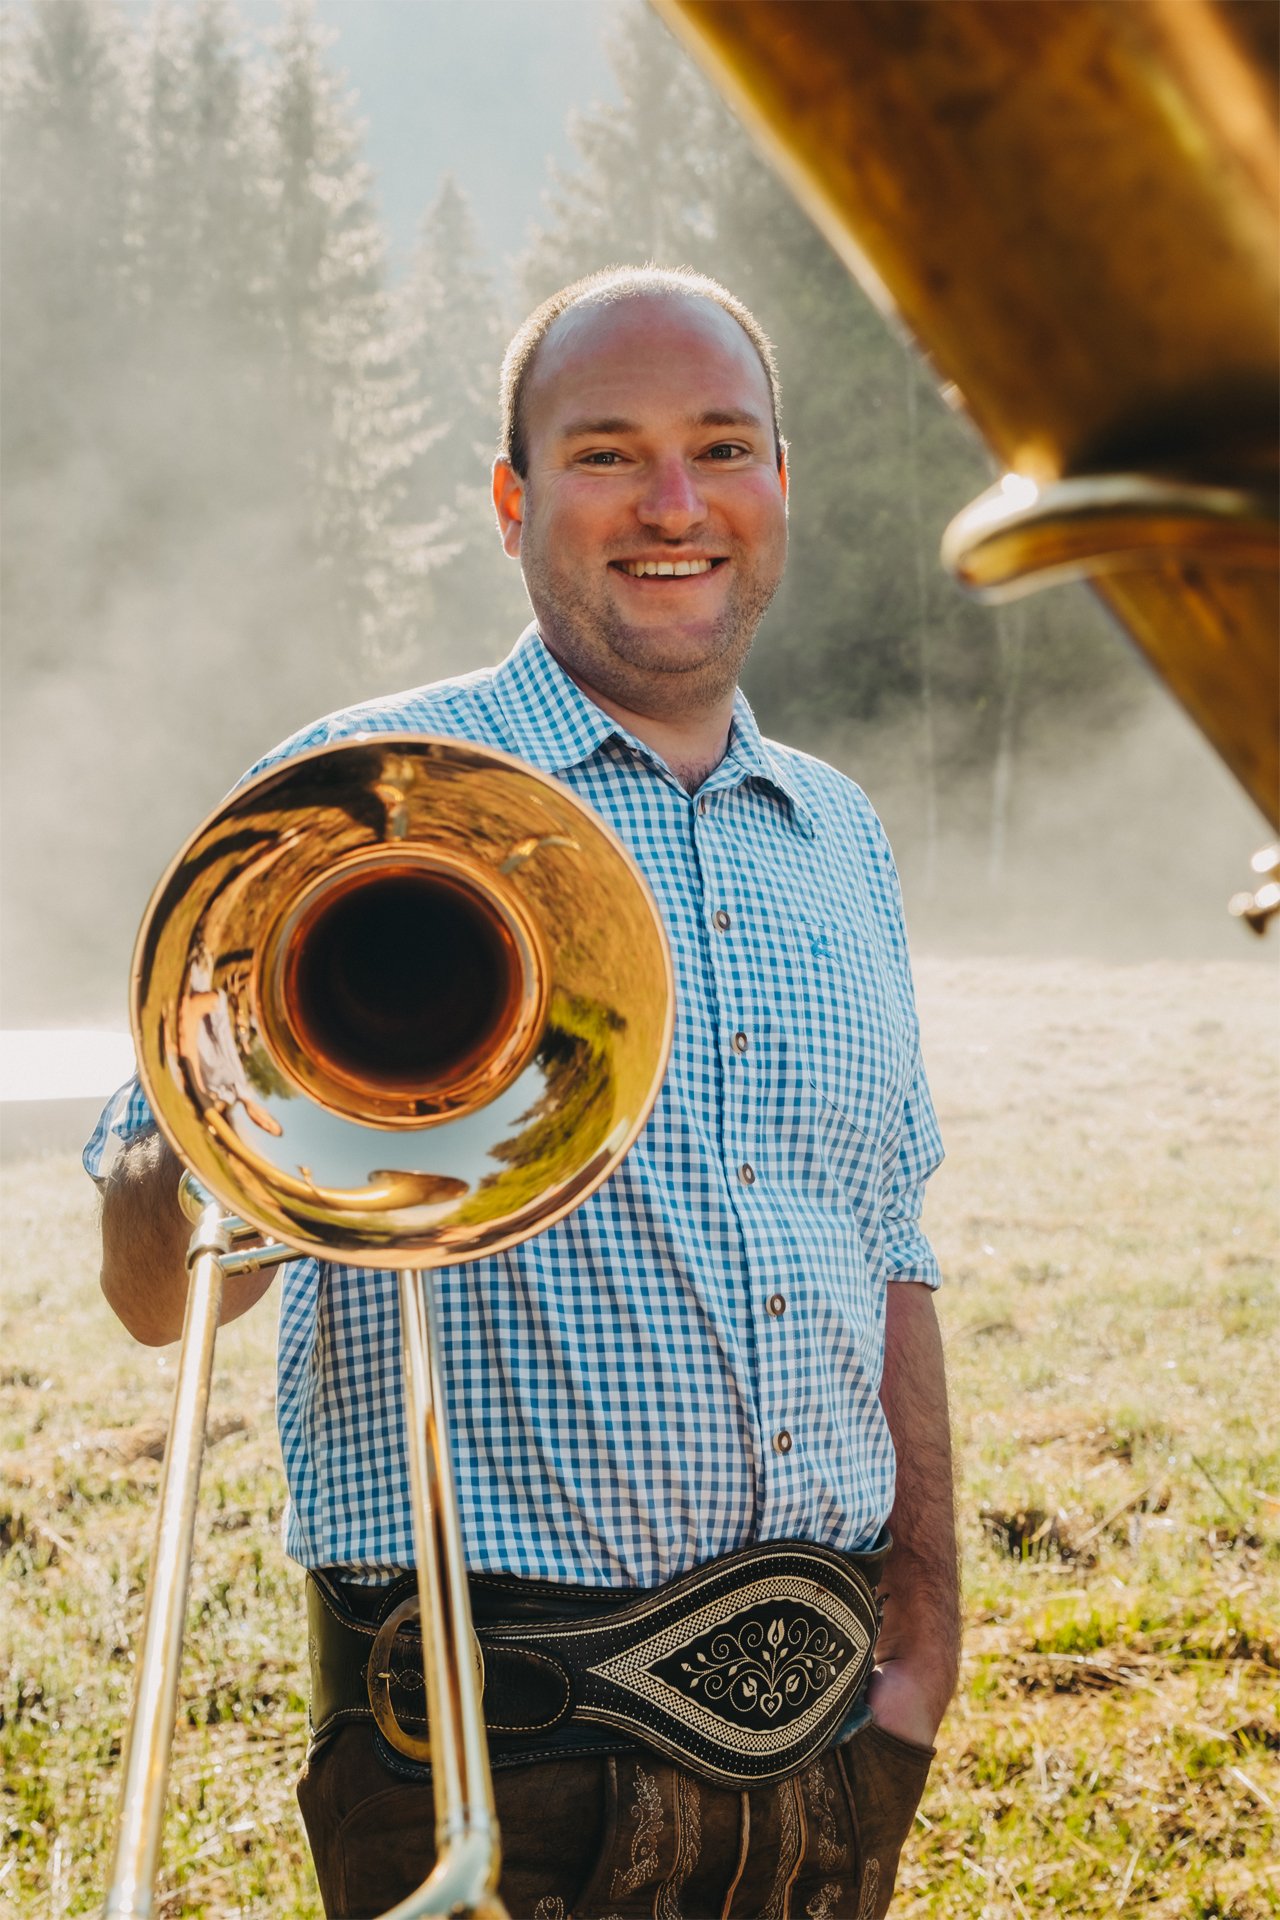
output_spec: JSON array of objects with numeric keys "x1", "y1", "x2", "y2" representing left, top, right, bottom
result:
[
  {"x1": 89, "y1": 266, "x2": 957, "y2": 1919},
  {"x1": 492, "y1": 284, "x2": 789, "y2": 793}
]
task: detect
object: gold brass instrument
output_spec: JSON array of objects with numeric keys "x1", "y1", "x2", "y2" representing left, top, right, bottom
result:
[
  {"x1": 103, "y1": 735, "x2": 674, "y2": 1920},
  {"x1": 650, "y1": 0, "x2": 1280, "y2": 908}
]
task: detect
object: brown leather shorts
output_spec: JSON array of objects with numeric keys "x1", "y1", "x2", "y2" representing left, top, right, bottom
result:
[{"x1": 296, "y1": 1716, "x2": 933, "y2": 1919}]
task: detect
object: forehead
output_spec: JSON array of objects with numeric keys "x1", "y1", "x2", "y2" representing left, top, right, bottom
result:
[{"x1": 525, "y1": 293, "x2": 772, "y2": 441}]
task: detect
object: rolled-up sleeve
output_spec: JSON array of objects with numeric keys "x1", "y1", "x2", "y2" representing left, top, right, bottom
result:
[
  {"x1": 882, "y1": 1053, "x2": 944, "y2": 1287},
  {"x1": 83, "y1": 1073, "x2": 155, "y2": 1188}
]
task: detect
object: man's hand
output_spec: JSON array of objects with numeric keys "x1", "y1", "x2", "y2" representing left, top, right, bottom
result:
[
  {"x1": 100, "y1": 1129, "x2": 279, "y2": 1345},
  {"x1": 866, "y1": 1654, "x2": 951, "y2": 1750},
  {"x1": 872, "y1": 1280, "x2": 961, "y2": 1747}
]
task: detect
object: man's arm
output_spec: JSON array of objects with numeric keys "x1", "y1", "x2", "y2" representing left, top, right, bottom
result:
[
  {"x1": 868, "y1": 1278, "x2": 961, "y2": 1747},
  {"x1": 99, "y1": 1129, "x2": 277, "y2": 1346}
]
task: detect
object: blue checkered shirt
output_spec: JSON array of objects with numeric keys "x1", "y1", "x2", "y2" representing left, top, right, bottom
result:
[{"x1": 85, "y1": 628, "x2": 943, "y2": 1588}]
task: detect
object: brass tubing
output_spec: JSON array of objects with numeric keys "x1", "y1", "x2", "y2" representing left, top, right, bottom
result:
[
  {"x1": 102, "y1": 1203, "x2": 232, "y2": 1920},
  {"x1": 218, "y1": 1239, "x2": 294, "y2": 1280},
  {"x1": 943, "y1": 474, "x2": 1280, "y2": 599},
  {"x1": 384, "y1": 1270, "x2": 508, "y2": 1920}
]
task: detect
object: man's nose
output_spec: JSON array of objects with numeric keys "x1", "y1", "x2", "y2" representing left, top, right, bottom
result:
[{"x1": 636, "y1": 456, "x2": 706, "y2": 534}]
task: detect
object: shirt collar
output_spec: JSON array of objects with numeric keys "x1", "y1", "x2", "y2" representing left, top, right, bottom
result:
[
  {"x1": 489, "y1": 626, "x2": 620, "y2": 774},
  {"x1": 719, "y1": 690, "x2": 818, "y2": 838},
  {"x1": 490, "y1": 626, "x2": 817, "y2": 837}
]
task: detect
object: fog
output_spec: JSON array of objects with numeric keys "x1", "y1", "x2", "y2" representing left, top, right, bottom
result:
[
  {"x1": 2, "y1": 0, "x2": 1274, "y2": 1045},
  {"x1": 836, "y1": 662, "x2": 1272, "y2": 967}
]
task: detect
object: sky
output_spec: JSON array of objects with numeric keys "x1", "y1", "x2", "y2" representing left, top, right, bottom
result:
[{"x1": 179, "y1": 0, "x2": 628, "y2": 279}]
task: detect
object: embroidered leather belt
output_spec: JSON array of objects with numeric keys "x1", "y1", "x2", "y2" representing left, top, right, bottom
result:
[{"x1": 307, "y1": 1536, "x2": 888, "y2": 1791}]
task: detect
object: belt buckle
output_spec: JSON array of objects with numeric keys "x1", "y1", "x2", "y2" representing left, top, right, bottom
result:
[{"x1": 368, "y1": 1594, "x2": 486, "y2": 1763}]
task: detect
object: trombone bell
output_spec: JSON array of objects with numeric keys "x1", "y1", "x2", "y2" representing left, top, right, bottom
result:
[{"x1": 132, "y1": 734, "x2": 674, "y2": 1266}]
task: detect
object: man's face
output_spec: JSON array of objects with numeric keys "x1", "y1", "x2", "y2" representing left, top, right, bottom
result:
[{"x1": 493, "y1": 294, "x2": 788, "y2": 719}]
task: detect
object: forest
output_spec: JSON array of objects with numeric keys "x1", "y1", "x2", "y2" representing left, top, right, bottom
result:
[{"x1": 1, "y1": 0, "x2": 1259, "y2": 1027}]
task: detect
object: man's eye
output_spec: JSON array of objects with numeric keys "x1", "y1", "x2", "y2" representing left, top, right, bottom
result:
[
  {"x1": 579, "y1": 450, "x2": 624, "y2": 466},
  {"x1": 704, "y1": 443, "x2": 749, "y2": 462}
]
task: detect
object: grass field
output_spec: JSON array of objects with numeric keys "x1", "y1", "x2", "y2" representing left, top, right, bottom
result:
[{"x1": 2, "y1": 956, "x2": 1277, "y2": 1917}]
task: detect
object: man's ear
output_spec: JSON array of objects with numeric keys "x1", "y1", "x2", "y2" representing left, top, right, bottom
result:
[
  {"x1": 492, "y1": 459, "x2": 525, "y2": 558},
  {"x1": 778, "y1": 442, "x2": 789, "y2": 505}
]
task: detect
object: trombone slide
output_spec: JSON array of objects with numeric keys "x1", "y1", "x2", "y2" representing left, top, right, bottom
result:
[{"x1": 103, "y1": 1203, "x2": 231, "y2": 1920}]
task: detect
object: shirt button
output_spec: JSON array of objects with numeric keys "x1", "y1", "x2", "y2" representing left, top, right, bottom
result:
[
  {"x1": 698, "y1": 795, "x2": 708, "y2": 815},
  {"x1": 738, "y1": 1163, "x2": 755, "y2": 1185},
  {"x1": 713, "y1": 908, "x2": 731, "y2": 932},
  {"x1": 774, "y1": 1429, "x2": 793, "y2": 1455},
  {"x1": 732, "y1": 1031, "x2": 748, "y2": 1054},
  {"x1": 767, "y1": 1292, "x2": 786, "y2": 1316}
]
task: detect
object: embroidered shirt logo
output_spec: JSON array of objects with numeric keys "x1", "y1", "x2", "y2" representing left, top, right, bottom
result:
[{"x1": 798, "y1": 912, "x2": 842, "y2": 961}]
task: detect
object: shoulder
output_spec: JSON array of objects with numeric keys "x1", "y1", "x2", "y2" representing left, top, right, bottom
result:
[
  {"x1": 243, "y1": 665, "x2": 508, "y2": 783},
  {"x1": 763, "y1": 736, "x2": 895, "y2": 861},
  {"x1": 764, "y1": 735, "x2": 912, "y2": 952}
]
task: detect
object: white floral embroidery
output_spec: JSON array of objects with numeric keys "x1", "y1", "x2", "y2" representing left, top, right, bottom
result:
[
  {"x1": 804, "y1": 1762, "x2": 848, "y2": 1871},
  {"x1": 856, "y1": 1857, "x2": 882, "y2": 1920},
  {"x1": 760, "y1": 1776, "x2": 803, "y2": 1920},
  {"x1": 610, "y1": 1763, "x2": 664, "y2": 1899}
]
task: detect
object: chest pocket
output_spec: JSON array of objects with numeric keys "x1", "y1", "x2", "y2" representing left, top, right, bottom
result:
[{"x1": 782, "y1": 911, "x2": 914, "y2": 1197}]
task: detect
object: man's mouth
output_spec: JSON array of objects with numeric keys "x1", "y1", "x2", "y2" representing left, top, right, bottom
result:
[{"x1": 612, "y1": 558, "x2": 727, "y2": 579}]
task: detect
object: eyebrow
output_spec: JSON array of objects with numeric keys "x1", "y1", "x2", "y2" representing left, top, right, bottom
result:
[
  {"x1": 695, "y1": 410, "x2": 767, "y2": 431},
  {"x1": 559, "y1": 416, "x2": 637, "y2": 439},
  {"x1": 558, "y1": 409, "x2": 768, "y2": 440}
]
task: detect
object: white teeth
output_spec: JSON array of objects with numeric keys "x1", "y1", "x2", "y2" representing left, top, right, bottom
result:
[{"x1": 622, "y1": 558, "x2": 715, "y2": 577}]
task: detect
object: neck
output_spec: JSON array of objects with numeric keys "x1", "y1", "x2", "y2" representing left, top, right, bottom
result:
[{"x1": 555, "y1": 665, "x2": 736, "y2": 794}]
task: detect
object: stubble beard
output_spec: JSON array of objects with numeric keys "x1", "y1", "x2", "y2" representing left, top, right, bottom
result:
[{"x1": 524, "y1": 549, "x2": 783, "y2": 722}]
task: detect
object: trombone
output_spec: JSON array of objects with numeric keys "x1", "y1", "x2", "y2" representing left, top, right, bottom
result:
[{"x1": 102, "y1": 734, "x2": 674, "y2": 1920}]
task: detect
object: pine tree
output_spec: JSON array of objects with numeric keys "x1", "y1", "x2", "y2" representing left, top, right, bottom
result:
[
  {"x1": 405, "y1": 175, "x2": 499, "y2": 519},
  {"x1": 0, "y1": 0, "x2": 137, "y2": 513},
  {"x1": 521, "y1": 5, "x2": 730, "y2": 301},
  {"x1": 261, "y1": 0, "x2": 442, "y2": 671},
  {"x1": 132, "y1": 0, "x2": 272, "y2": 339},
  {"x1": 1, "y1": 0, "x2": 150, "y2": 1021},
  {"x1": 400, "y1": 174, "x2": 529, "y2": 669},
  {"x1": 136, "y1": 3, "x2": 192, "y2": 300}
]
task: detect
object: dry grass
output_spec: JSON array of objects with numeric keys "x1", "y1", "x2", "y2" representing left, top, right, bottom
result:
[
  {"x1": 2, "y1": 956, "x2": 1277, "y2": 1916},
  {"x1": 901, "y1": 957, "x2": 1280, "y2": 1919}
]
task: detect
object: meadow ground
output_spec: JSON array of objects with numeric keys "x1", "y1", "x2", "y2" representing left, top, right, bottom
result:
[{"x1": 2, "y1": 956, "x2": 1277, "y2": 1917}]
